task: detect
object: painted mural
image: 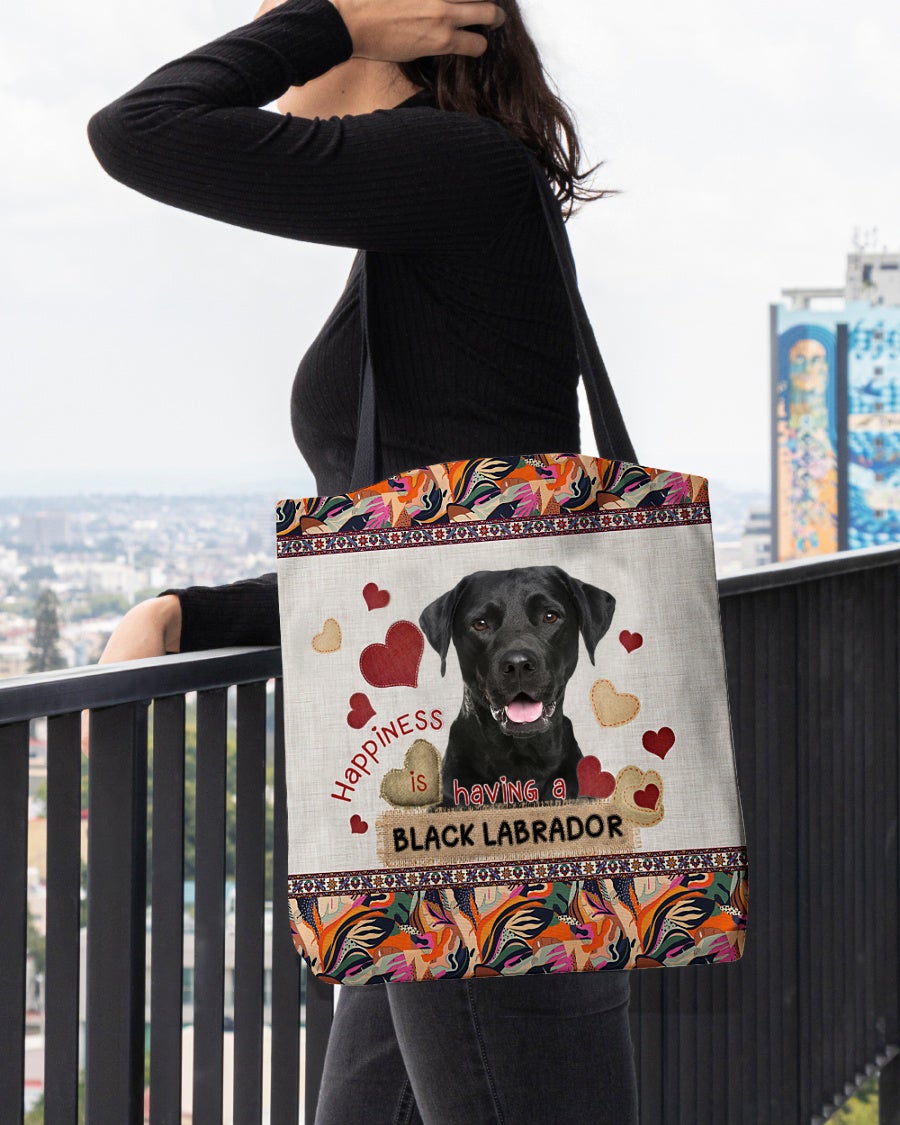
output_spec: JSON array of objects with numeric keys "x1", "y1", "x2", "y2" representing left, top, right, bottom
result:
[
  {"x1": 774, "y1": 317, "x2": 839, "y2": 559},
  {"x1": 846, "y1": 312, "x2": 900, "y2": 548},
  {"x1": 774, "y1": 302, "x2": 900, "y2": 557}
]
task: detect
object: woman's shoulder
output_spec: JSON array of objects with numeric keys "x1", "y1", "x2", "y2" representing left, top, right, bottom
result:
[
  {"x1": 367, "y1": 91, "x2": 543, "y2": 250},
  {"x1": 391, "y1": 88, "x2": 538, "y2": 164}
]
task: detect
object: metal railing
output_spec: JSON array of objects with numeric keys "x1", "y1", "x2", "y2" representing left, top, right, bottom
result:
[
  {"x1": 1, "y1": 545, "x2": 898, "y2": 1124},
  {"x1": 0, "y1": 648, "x2": 335, "y2": 1125}
]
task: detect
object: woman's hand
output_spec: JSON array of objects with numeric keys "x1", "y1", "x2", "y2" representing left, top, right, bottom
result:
[
  {"x1": 80, "y1": 595, "x2": 182, "y2": 755},
  {"x1": 254, "y1": 0, "x2": 507, "y2": 61},
  {"x1": 335, "y1": 0, "x2": 506, "y2": 61},
  {"x1": 253, "y1": 0, "x2": 290, "y2": 18},
  {"x1": 97, "y1": 595, "x2": 183, "y2": 664}
]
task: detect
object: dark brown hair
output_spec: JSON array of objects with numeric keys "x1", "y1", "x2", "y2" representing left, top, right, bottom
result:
[{"x1": 396, "y1": 1, "x2": 617, "y2": 220}]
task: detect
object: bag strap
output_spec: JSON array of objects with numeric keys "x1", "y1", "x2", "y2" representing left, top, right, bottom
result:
[
  {"x1": 527, "y1": 155, "x2": 638, "y2": 467},
  {"x1": 349, "y1": 153, "x2": 637, "y2": 492}
]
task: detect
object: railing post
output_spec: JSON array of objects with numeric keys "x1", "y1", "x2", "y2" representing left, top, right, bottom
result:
[
  {"x1": 881, "y1": 1050, "x2": 900, "y2": 1125},
  {"x1": 233, "y1": 681, "x2": 267, "y2": 1123},
  {"x1": 0, "y1": 721, "x2": 30, "y2": 1125},
  {"x1": 270, "y1": 679, "x2": 302, "y2": 1125},
  {"x1": 192, "y1": 689, "x2": 228, "y2": 1125},
  {"x1": 44, "y1": 711, "x2": 84, "y2": 1122},
  {"x1": 84, "y1": 701, "x2": 149, "y2": 1124},
  {"x1": 149, "y1": 695, "x2": 186, "y2": 1125}
]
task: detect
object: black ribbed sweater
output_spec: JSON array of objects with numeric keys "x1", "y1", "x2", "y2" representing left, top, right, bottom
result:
[{"x1": 87, "y1": 0, "x2": 591, "y2": 650}]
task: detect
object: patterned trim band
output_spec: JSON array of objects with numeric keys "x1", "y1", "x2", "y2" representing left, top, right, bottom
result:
[
  {"x1": 277, "y1": 504, "x2": 711, "y2": 559},
  {"x1": 288, "y1": 844, "x2": 747, "y2": 896},
  {"x1": 276, "y1": 453, "x2": 711, "y2": 554}
]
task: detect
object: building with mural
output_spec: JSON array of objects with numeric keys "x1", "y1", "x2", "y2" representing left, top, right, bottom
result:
[{"x1": 771, "y1": 250, "x2": 900, "y2": 562}]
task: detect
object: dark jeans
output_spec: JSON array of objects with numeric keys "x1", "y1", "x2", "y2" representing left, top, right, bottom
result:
[{"x1": 314, "y1": 971, "x2": 639, "y2": 1125}]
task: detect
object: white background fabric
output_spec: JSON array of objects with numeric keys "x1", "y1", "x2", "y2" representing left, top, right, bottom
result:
[{"x1": 279, "y1": 521, "x2": 746, "y2": 876}]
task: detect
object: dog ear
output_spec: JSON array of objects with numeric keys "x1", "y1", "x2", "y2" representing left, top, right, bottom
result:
[
  {"x1": 419, "y1": 580, "x2": 468, "y2": 676},
  {"x1": 550, "y1": 568, "x2": 616, "y2": 665}
]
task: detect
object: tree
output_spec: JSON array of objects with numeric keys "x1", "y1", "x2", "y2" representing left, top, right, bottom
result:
[
  {"x1": 22, "y1": 564, "x2": 57, "y2": 587},
  {"x1": 28, "y1": 588, "x2": 65, "y2": 672}
]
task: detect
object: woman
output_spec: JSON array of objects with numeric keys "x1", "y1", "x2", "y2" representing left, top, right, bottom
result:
[{"x1": 88, "y1": 0, "x2": 640, "y2": 1120}]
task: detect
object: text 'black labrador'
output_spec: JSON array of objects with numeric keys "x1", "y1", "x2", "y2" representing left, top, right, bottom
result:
[{"x1": 419, "y1": 565, "x2": 615, "y2": 806}]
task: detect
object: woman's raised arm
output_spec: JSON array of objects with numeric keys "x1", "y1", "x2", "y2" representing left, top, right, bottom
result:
[{"x1": 86, "y1": 0, "x2": 532, "y2": 254}]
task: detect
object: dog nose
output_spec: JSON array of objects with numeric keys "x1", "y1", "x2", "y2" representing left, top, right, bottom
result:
[{"x1": 501, "y1": 650, "x2": 537, "y2": 675}]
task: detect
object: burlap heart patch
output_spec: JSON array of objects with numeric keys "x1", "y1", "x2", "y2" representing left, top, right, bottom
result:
[
  {"x1": 311, "y1": 617, "x2": 341, "y2": 653},
  {"x1": 616, "y1": 765, "x2": 665, "y2": 826},
  {"x1": 379, "y1": 740, "x2": 442, "y2": 808},
  {"x1": 590, "y1": 679, "x2": 641, "y2": 727}
]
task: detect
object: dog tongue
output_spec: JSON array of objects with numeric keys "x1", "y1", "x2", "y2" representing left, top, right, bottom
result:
[{"x1": 506, "y1": 699, "x2": 543, "y2": 723}]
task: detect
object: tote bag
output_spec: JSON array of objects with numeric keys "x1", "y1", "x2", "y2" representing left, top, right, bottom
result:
[{"x1": 276, "y1": 154, "x2": 749, "y2": 985}]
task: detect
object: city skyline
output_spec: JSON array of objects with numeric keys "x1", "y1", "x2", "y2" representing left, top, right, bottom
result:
[{"x1": 0, "y1": 482, "x2": 769, "y2": 676}]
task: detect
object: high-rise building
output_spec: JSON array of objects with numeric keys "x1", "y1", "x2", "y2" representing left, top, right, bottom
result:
[
  {"x1": 771, "y1": 249, "x2": 900, "y2": 562},
  {"x1": 741, "y1": 504, "x2": 772, "y2": 569}
]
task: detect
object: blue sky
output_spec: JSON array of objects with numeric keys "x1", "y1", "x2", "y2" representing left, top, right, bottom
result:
[{"x1": 2, "y1": 0, "x2": 898, "y2": 496}]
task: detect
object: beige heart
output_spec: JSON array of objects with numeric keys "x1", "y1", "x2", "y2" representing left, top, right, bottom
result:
[
  {"x1": 380, "y1": 740, "x2": 442, "y2": 808},
  {"x1": 590, "y1": 679, "x2": 640, "y2": 727},
  {"x1": 615, "y1": 765, "x2": 665, "y2": 827},
  {"x1": 311, "y1": 617, "x2": 341, "y2": 653}
]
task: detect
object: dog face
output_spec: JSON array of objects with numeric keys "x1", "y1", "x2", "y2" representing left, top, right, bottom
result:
[{"x1": 419, "y1": 565, "x2": 615, "y2": 740}]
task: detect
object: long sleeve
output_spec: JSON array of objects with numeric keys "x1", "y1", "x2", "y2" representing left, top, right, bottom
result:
[
  {"x1": 86, "y1": 0, "x2": 535, "y2": 254},
  {"x1": 160, "y1": 573, "x2": 280, "y2": 650}
]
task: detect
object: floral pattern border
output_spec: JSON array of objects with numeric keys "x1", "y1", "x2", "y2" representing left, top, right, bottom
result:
[
  {"x1": 276, "y1": 453, "x2": 710, "y2": 555},
  {"x1": 289, "y1": 865, "x2": 748, "y2": 984}
]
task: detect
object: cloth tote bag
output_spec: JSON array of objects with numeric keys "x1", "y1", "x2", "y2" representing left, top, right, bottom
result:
[{"x1": 276, "y1": 154, "x2": 749, "y2": 985}]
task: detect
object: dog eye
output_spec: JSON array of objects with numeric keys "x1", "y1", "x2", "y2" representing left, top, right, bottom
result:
[
  {"x1": 542, "y1": 611, "x2": 559, "y2": 624},
  {"x1": 471, "y1": 618, "x2": 488, "y2": 632}
]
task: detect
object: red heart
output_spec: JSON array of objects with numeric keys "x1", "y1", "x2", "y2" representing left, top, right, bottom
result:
[
  {"x1": 347, "y1": 693, "x2": 375, "y2": 729},
  {"x1": 359, "y1": 621, "x2": 424, "y2": 689},
  {"x1": 363, "y1": 582, "x2": 390, "y2": 611},
  {"x1": 350, "y1": 814, "x2": 369, "y2": 834},
  {"x1": 619, "y1": 630, "x2": 643, "y2": 653},
  {"x1": 634, "y1": 783, "x2": 660, "y2": 811},
  {"x1": 642, "y1": 727, "x2": 675, "y2": 759},
  {"x1": 576, "y1": 755, "x2": 616, "y2": 799}
]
